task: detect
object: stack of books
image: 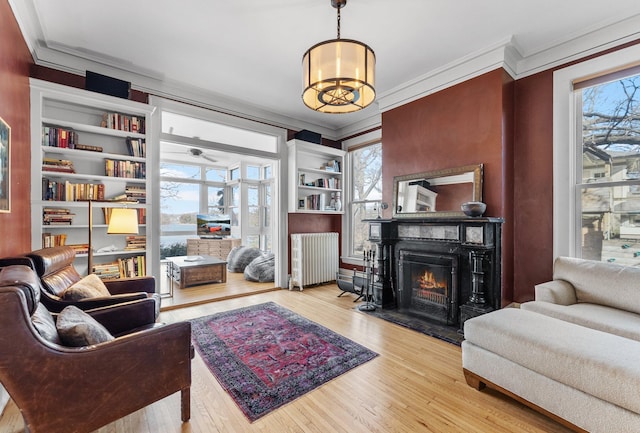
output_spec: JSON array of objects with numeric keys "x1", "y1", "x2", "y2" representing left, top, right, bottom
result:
[
  {"x1": 125, "y1": 235, "x2": 146, "y2": 251},
  {"x1": 125, "y1": 184, "x2": 146, "y2": 203},
  {"x1": 126, "y1": 137, "x2": 146, "y2": 158},
  {"x1": 101, "y1": 112, "x2": 145, "y2": 133},
  {"x1": 67, "y1": 244, "x2": 89, "y2": 255},
  {"x1": 42, "y1": 158, "x2": 75, "y2": 174},
  {"x1": 43, "y1": 208, "x2": 74, "y2": 225},
  {"x1": 92, "y1": 262, "x2": 120, "y2": 280}
]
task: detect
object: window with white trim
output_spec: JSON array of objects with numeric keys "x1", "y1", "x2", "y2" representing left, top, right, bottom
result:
[
  {"x1": 554, "y1": 44, "x2": 640, "y2": 265},
  {"x1": 346, "y1": 141, "x2": 382, "y2": 261}
]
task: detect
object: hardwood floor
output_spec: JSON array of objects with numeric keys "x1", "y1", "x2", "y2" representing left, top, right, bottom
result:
[{"x1": 0, "y1": 283, "x2": 573, "y2": 433}]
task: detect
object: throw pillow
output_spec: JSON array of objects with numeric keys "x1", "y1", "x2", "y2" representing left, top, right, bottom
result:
[
  {"x1": 56, "y1": 305, "x2": 115, "y2": 347},
  {"x1": 226, "y1": 246, "x2": 263, "y2": 273},
  {"x1": 32, "y1": 303, "x2": 62, "y2": 345},
  {"x1": 61, "y1": 273, "x2": 111, "y2": 301},
  {"x1": 244, "y1": 253, "x2": 275, "y2": 282}
]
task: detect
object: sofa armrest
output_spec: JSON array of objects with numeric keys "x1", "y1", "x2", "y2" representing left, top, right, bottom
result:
[
  {"x1": 84, "y1": 298, "x2": 157, "y2": 336},
  {"x1": 104, "y1": 276, "x2": 156, "y2": 295},
  {"x1": 534, "y1": 279, "x2": 577, "y2": 305}
]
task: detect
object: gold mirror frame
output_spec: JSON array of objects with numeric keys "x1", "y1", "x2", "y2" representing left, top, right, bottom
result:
[{"x1": 392, "y1": 164, "x2": 483, "y2": 218}]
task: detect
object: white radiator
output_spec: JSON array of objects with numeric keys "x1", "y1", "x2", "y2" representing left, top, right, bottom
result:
[{"x1": 290, "y1": 232, "x2": 339, "y2": 291}]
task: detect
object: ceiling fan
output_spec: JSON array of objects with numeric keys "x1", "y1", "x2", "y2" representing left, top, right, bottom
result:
[{"x1": 163, "y1": 147, "x2": 218, "y2": 163}]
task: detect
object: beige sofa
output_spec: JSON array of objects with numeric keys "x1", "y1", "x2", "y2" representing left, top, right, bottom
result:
[{"x1": 462, "y1": 257, "x2": 640, "y2": 433}]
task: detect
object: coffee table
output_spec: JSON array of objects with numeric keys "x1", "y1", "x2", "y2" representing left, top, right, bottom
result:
[{"x1": 167, "y1": 255, "x2": 227, "y2": 290}]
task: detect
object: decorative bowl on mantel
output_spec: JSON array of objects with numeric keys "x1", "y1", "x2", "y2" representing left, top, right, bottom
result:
[{"x1": 461, "y1": 201, "x2": 486, "y2": 217}]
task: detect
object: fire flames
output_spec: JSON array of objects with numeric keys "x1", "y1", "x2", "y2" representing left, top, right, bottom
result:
[{"x1": 417, "y1": 270, "x2": 446, "y2": 291}]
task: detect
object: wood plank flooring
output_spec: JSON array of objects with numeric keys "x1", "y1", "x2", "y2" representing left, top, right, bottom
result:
[{"x1": 0, "y1": 283, "x2": 573, "y2": 433}]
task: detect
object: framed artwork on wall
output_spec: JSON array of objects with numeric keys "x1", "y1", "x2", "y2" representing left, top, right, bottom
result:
[{"x1": 0, "y1": 117, "x2": 10, "y2": 213}]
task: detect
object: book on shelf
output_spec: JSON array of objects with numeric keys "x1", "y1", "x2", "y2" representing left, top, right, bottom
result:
[
  {"x1": 42, "y1": 157, "x2": 75, "y2": 173},
  {"x1": 102, "y1": 208, "x2": 146, "y2": 225},
  {"x1": 125, "y1": 137, "x2": 146, "y2": 158},
  {"x1": 125, "y1": 235, "x2": 146, "y2": 250},
  {"x1": 42, "y1": 179, "x2": 105, "y2": 201},
  {"x1": 104, "y1": 159, "x2": 146, "y2": 179},
  {"x1": 42, "y1": 126, "x2": 78, "y2": 149},
  {"x1": 92, "y1": 262, "x2": 121, "y2": 280},
  {"x1": 101, "y1": 112, "x2": 145, "y2": 134},
  {"x1": 74, "y1": 143, "x2": 103, "y2": 152},
  {"x1": 67, "y1": 243, "x2": 89, "y2": 255},
  {"x1": 125, "y1": 184, "x2": 146, "y2": 203},
  {"x1": 117, "y1": 255, "x2": 146, "y2": 278},
  {"x1": 42, "y1": 232, "x2": 67, "y2": 248},
  {"x1": 43, "y1": 207, "x2": 75, "y2": 225}
]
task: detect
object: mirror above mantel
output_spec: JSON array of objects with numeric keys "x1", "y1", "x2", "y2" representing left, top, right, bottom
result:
[{"x1": 392, "y1": 164, "x2": 483, "y2": 218}]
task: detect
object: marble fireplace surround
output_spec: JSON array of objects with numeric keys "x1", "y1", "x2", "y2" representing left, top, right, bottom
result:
[{"x1": 367, "y1": 217, "x2": 503, "y2": 332}]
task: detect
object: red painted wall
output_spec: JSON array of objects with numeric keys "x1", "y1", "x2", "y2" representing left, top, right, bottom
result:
[
  {"x1": 0, "y1": 0, "x2": 34, "y2": 257},
  {"x1": 382, "y1": 69, "x2": 515, "y2": 305}
]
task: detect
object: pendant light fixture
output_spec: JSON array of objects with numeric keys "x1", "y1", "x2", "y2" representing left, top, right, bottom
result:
[{"x1": 302, "y1": 0, "x2": 376, "y2": 114}]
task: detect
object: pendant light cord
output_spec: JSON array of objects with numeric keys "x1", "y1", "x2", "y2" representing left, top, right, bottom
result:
[{"x1": 337, "y1": 6, "x2": 341, "y2": 39}]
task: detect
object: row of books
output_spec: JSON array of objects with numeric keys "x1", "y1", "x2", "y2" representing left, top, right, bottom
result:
[
  {"x1": 300, "y1": 194, "x2": 326, "y2": 211},
  {"x1": 43, "y1": 207, "x2": 75, "y2": 225},
  {"x1": 101, "y1": 112, "x2": 145, "y2": 134},
  {"x1": 125, "y1": 185, "x2": 146, "y2": 203},
  {"x1": 42, "y1": 157, "x2": 75, "y2": 174},
  {"x1": 126, "y1": 137, "x2": 146, "y2": 158},
  {"x1": 67, "y1": 243, "x2": 89, "y2": 255},
  {"x1": 93, "y1": 256, "x2": 147, "y2": 280},
  {"x1": 42, "y1": 126, "x2": 79, "y2": 149},
  {"x1": 43, "y1": 179, "x2": 105, "y2": 201},
  {"x1": 322, "y1": 159, "x2": 341, "y2": 172},
  {"x1": 308, "y1": 177, "x2": 340, "y2": 189},
  {"x1": 118, "y1": 255, "x2": 146, "y2": 278},
  {"x1": 105, "y1": 159, "x2": 146, "y2": 179},
  {"x1": 42, "y1": 232, "x2": 67, "y2": 248}
]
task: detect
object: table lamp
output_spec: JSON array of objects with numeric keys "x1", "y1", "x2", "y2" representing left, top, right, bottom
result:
[{"x1": 88, "y1": 201, "x2": 139, "y2": 273}]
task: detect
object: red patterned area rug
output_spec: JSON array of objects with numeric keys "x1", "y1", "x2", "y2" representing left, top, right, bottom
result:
[{"x1": 190, "y1": 302, "x2": 378, "y2": 422}]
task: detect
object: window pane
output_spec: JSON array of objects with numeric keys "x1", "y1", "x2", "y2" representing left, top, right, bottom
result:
[
  {"x1": 581, "y1": 78, "x2": 640, "y2": 184},
  {"x1": 208, "y1": 186, "x2": 225, "y2": 210},
  {"x1": 160, "y1": 162, "x2": 200, "y2": 179},
  {"x1": 247, "y1": 186, "x2": 259, "y2": 206},
  {"x1": 247, "y1": 165, "x2": 260, "y2": 180},
  {"x1": 248, "y1": 206, "x2": 260, "y2": 227},
  {"x1": 206, "y1": 168, "x2": 226, "y2": 181},
  {"x1": 160, "y1": 182, "x2": 198, "y2": 255},
  {"x1": 351, "y1": 202, "x2": 378, "y2": 257},
  {"x1": 263, "y1": 165, "x2": 272, "y2": 179},
  {"x1": 230, "y1": 167, "x2": 240, "y2": 180},
  {"x1": 231, "y1": 185, "x2": 240, "y2": 207},
  {"x1": 352, "y1": 143, "x2": 382, "y2": 201},
  {"x1": 578, "y1": 74, "x2": 640, "y2": 265},
  {"x1": 245, "y1": 235, "x2": 260, "y2": 249}
]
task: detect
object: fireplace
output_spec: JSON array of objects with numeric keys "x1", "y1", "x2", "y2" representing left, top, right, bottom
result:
[
  {"x1": 367, "y1": 217, "x2": 503, "y2": 333},
  {"x1": 398, "y1": 252, "x2": 458, "y2": 325}
]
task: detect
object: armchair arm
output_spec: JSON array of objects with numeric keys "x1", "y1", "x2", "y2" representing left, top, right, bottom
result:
[
  {"x1": 104, "y1": 275, "x2": 156, "y2": 295},
  {"x1": 534, "y1": 279, "x2": 577, "y2": 305},
  {"x1": 84, "y1": 298, "x2": 157, "y2": 336}
]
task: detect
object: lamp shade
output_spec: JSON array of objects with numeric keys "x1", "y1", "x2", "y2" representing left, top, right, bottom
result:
[
  {"x1": 302, "y1": 38, "x2": 376, "y2": 113},
  {"x1": 107, "y1": 208, "x2": 139, "y2": 234}
]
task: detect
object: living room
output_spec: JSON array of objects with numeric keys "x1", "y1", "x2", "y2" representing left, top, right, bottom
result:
[{"x1": 2, "y1": 1, "x2": 640, "y2": 432}]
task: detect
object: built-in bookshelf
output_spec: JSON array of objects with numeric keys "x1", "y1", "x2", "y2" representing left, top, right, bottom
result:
[
  {"x1": 287, "y1": 139, "x2": 346, "y2": 214},
  {"x1": 30, "y1": 79, "x2": 155, "y2": 278}
]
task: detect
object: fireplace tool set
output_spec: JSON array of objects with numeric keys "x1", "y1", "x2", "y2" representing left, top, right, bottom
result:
[{"x1": 357, "y1": 249, "x2": 376, "y2": 312}]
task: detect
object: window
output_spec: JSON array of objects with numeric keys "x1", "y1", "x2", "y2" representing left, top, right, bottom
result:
[
  {"x1": 343, "y1": 130, "x2": 382, "y2": 263},
  {"x1": 553, "y1": 44, "x2": 640, "y2": 264}
]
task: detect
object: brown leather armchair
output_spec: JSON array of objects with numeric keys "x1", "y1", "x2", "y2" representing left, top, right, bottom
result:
[
  {"x1": 0, "y1": 264, "x2": 192, "y2": 433},
  {"x1": 22, "y1": 246, "x2": 161, "y2": 317}
]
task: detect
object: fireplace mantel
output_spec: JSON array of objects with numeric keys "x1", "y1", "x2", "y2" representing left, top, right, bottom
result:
[{"x1": 367, "y1": 217, "x2": 503, "y2": 332}]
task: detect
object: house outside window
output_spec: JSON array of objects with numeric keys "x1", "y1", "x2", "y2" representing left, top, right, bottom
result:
[
  {"x1": 343, "y1": 130, "x2": 382, "y2": 264},
  {"x1": 554, "y1": 44, "x2": 640, "y2": 265}
]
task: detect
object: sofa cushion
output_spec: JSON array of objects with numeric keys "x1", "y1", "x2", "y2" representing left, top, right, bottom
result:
[
  {"x1": 464, "y1": 308, "x2": 640, "y2": 415},
  {"x1": 56, "y1": 305, "x2": 115, "y2": 346},
  {"x1": 244, "y1": 253, "x2": 275, "y2": 282},
  {"x1": 554, "y1": 256, "x2": 640, "y2": 315},
  {"x1": 521, "y1": 300, "x2": 640, "y2": 342},
  {"x1": 61, "y1": 273, "x2": 111, "y2": 301},
  {"x1": 226, "y1": 246, "x2": 263, "y2": 273}
]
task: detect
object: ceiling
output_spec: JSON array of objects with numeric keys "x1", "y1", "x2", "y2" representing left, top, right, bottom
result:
[{"x1": 11, "y1": 0, "x2": 640, "y2": 138}]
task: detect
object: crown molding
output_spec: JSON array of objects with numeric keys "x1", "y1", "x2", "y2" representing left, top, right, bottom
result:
[{"x1": 376, "y1": 37, "x2": 520, "y2": 114}]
